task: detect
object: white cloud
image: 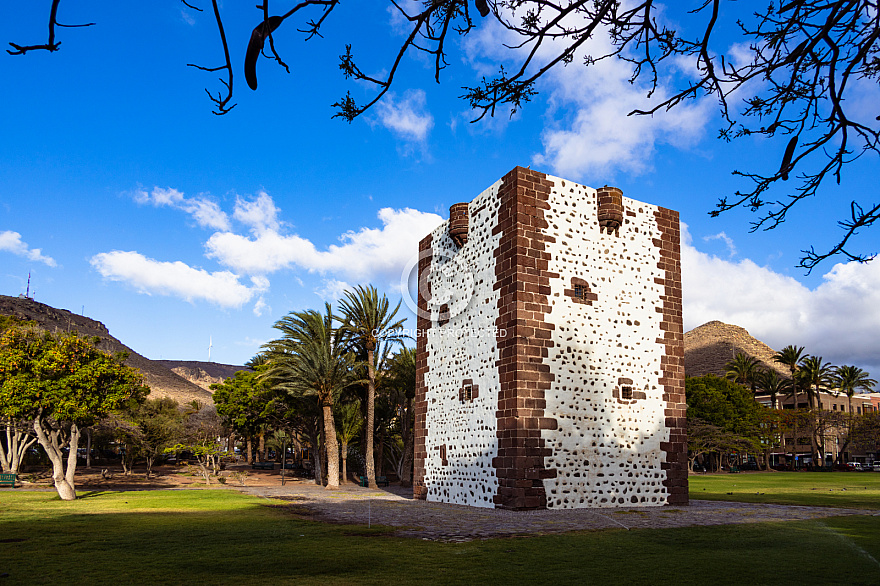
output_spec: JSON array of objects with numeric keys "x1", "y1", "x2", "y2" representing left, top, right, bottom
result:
[
  {"x1": 233, "y1": 191, "x2": 280, "y2": 234},
  {"x1": 134, "y1": 187, "x2": 230, "y2": 231},
  {"x1": 0, "y1": 231, "x2": 57, "y2": 267},
  {"x1": 682, "y1": 226, "x2": 880, "y2": 374},
  {"x1": 315, "y1": 279, "x2": 352, "y2": 301},
  {"x1": 206, "y1": 206, "x2": 443, "y2": 284},
  {"x1": 180, "y1": 9, "x2": 196, "y2": 26},
  {"x1": 463, "y1": 13, "x2": 712, "y2": 181},
  {"x1": 252, "y1": 296, "x2": 270, "y2": 317},
  {"x1": 375, "y1": 90, "x2": 434, "y2": 143},
  {"x1": 90, "y1": 250, "x2": 265, "y2": 308},
  {"x1": 702, "y1": 232, "x2": 737, "y2": 257}
]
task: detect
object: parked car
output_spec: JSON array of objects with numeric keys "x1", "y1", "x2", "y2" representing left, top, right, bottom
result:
[
  {"x1": 846, "y1": 462, "x2": 863, "y2": 471},
  {"x1": 870, "y1": 461, "x2": 880, "y2": 472}
]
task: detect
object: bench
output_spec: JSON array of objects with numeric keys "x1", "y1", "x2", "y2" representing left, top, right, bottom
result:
[
  {"x1": 358, "y1": 475, "x2": 389, "y2": 487},
  {"x1": 0, "y1": 473, "x2": 16, "y2": 487},
  {"x1": 251, "y1": 462, "x2": 275, "y2": 471},
  {"x1": 729, "y1": 466, "x2": 740, "y2": 473}
]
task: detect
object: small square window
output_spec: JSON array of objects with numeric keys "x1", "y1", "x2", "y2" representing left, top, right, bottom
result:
[
  {"x1": 574, "y1": 284, "x2": 586, "y2": 299},
  {"x1": 621, "y1": 386, "x2": 633, "y2": 400}
]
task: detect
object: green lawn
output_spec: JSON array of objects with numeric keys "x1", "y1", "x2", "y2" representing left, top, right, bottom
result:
[
  {"x1": 1, "y1": 489, "x2": 879, "y2": 585},
  {"x1": 690, "y1": 472, "x2": 880, "y2": 509}
]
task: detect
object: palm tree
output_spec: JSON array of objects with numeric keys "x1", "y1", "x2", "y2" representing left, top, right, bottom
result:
[
  {"x1": 757, "y1": 368, "x2": 791, "y2": 410},
  {"x1": 725, "y1": 352, "x2": 760, "y2": 395},
  {"x1": 799, "y1": 355, "x2": 834, "y2": 409},
  {"x1": 261, "y1": 304, "x2": 361, "y2": 489},
  {"x1": 774, "y1": 345, "x2": 806, "y2": 408},
  {"x1": 773, "y1": 345, "x2": 805, "y2": 469},
  {"x1": 834, "y1": 365, "x2": 877, "y2": 415},
  {"x1": 798, "y1": 355, "x2": 834, "y2": 467},
  {"x1": 335, "y1": 401, "x2": 363, "y2": 484},
  {"x1": 337, "y1": 285, "x2": 406, "y2": 488},
  {"x1": 388, "y1": 347, "x2": 417, "y2": 486},
  {"x1": 245, "y1": 353, "x2": 269, "y2": 369}
]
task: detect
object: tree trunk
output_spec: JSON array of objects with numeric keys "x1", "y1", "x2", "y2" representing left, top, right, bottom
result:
[
  {"x1": 376, "y1": 428, "x2": 385, "y2": 478},
  {"x1": 259, "y1": 433, "x2": 266, "y2": 462},
  {"x1": 195, "y1": 456, "x2": 211, "y2": 485},
  {"x1": 1, "y1": 421, "x2": 38, "y2": 474},
  {"x1": 85, "y1": 428, "x2": 92, "y2": 469},
  {"x1": 33, "y1": 415, "x2": 78, "y2": 500},
  {"x1": 365, "y1": 348, "x2": 377, "y2": 488},
  {"x1": 322, "y1": 403, "x2": 340, "y2": 489},
  {"x1": 312, "y1": 434, "x2": 323, "y2": 486},
  {"x1": 399, "y1": 399, "x2": 414, "y2": 487},
  {"x1": 341, "y1": 443, "x2": 349, "y2": 484},
  {"x1": 227, "y1": 432, "x2": 236, "y2": 458},
  {"x1": 246, "y1": 436, "x2": 253, "y2": 464}
]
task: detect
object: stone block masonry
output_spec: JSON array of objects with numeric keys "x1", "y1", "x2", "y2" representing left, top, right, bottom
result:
[{"x1": 413, "y1": 166, "x2": 686, "y2": 510}]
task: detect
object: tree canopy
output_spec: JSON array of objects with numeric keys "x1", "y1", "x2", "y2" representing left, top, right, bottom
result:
[
  {"x1": 8, "y1": 1, "x2": 880, "y2": 269},
  {"x1": 0, "y1": 327, "x2": 148, "y2": 499},
  {"x1": 686, "y1": 374, "x2": 766, "y2": 440}
]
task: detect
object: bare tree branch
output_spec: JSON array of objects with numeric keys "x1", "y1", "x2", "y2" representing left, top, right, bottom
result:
[
  {"x1": 7, "y1": 0, "x2": 94, "y2": 55},
  {"x1": 187, "y1": 0, "x2": 236, "y2": 115},
  {"x1": 8, "y1": 1, "x2": 880, "y2": 268}
]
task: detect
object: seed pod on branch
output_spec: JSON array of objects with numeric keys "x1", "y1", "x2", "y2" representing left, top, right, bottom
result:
[
  {"x1": 779, "y1": 135, "x2": 798, "y2": 181},
  {"x1": 245, "y1": 15, "x2": 284, "y2": 91}
]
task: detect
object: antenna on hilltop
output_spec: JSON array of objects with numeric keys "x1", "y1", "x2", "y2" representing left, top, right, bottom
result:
[
  {"x1": 26, "y1": 273, "x2": 31, "y2": 298},
  {"x1": 208, "y1": 336, "x2": 213, "y2": 362}
]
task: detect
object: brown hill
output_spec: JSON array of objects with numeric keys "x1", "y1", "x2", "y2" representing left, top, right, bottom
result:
[
  {"x1": 684, "y1": 320, "x2": 788, "y2": 378},
  {"x1": 0, "y1": 294, "x2": 215, "y2": 405},
  {"x1": 155, "y1": 360, "x2": 249, "y2": 392}
]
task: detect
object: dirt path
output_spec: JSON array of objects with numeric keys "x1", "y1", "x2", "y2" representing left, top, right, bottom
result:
[{"x1": 236, "y1": 481, "x2": 879, "y2": 542}]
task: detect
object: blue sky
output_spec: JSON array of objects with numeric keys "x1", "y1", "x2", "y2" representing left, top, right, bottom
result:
[{"x1": 1, "y1": 2, "x2": 878, "y2": 377}]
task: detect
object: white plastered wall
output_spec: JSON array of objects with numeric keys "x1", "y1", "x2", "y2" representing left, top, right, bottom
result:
[
  {"x1": 422, "y1": 180, "x2": 503, "y2": 507},
  {"x1": 541, "y1": 175, "x2": 670, "y2": 508}
]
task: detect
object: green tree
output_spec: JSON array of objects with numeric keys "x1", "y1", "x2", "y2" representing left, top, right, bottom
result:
[
  {"x1": 262, "y1": 304, "x2": 361, "y2": 489},
  {"x1": 686, "y1": 375, "x2": 766, "y2": 470},
  {"x1": 799, "y1": 355, "x2": 834, "y2": 410},
  {"x1": 387, "y1": 346, "x2": 416, "y2": 486},
  {"x1": 0, "y1": 328, "x2": 148, "y2": 500},
  {"x1": 337, "y1": 285, "x2": 406, "y2": 489},
  {"x1": 687, "y1": 419, "x2": 756, "y2": 473},
  {"x1": 774, "y1": 344, "x2": 806, "y2": 469},
  {"x1": 212, "y1": 367, "x2": 273, "y2": 463},
  {"x1": 798, "y1": 355, "x2": 834, "y2": 465},
  {"x1": 687, "y1": 375, "x2": 765, "y2": 438},
  {"x1": 131, "y1": 397, "x2": 184, "y2": 478},
  {"x1": 0, "y1": 417, "x2": 37, "y2": 475},
  {"x1": 833, "y1": 365, "x2": 877, "y2": 415},
  {"x1": 774, "y1": 345, "x2": 806, "y2": 403},
  {"x1": 756, "y1": 368, "x2": 791, "y2": 410},
  {"x1": 167, "y1": 405, "x2": 225, "y2": 485},
  {"x1": 0, "y1": 316, "x2": 38, "y2": 474},
  {"x1": 335, "y1": 401, "x2": 362, "y2": 484},
  {"x1": 725, "y1": 352, "x2": 760, "y2": 395}
]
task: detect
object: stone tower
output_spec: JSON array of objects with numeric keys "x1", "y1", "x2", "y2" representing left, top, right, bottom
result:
[{"x1": 413, "y1": 166, "x2": 686, "y2": 510}]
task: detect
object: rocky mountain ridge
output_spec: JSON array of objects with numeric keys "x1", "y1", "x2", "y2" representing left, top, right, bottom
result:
[
  {"x1": 0, "y1": 294, "x2": 241, "y2": 405},
  {"x1": 684, "y1": 320, "x2": 788, "y2": 378}
]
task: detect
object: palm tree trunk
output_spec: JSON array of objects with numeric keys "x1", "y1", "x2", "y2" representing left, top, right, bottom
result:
[
  {"x1": 322, "y1": 403, "x2": 340, "y2": 489},
  {"x1": 340, "y1": 442, "x2": 348, "y2": 484},
  {"x1": 399, "y1": 396, "x2": 414, "y2": 487},
  {"x1": 365, "y1": 347, "x2": 377, "y2": 488}
]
